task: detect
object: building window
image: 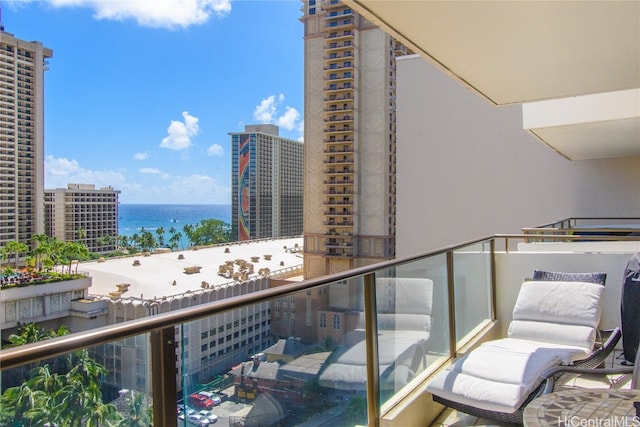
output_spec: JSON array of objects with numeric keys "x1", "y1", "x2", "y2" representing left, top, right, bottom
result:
[
  {"x1": 333, "y1": 314, "x2": 340, "y2": 330},
  {"x1": 320, "y1": 312, "x2": 327, "y2": 328}
]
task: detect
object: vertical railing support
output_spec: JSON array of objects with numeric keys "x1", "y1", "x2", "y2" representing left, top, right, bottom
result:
[
  {"x1": 490, "y1": 239, "x2": 497, "y2": 321},
  {"x1": 364, "y1": 272, "x2": 381, "y2": 427},
  {"x1": 446, "y1": 251, "x2": 457, "y2": 358},
  {"x1": 151, "y1": 326, "x2": 177, "y2": 426}
]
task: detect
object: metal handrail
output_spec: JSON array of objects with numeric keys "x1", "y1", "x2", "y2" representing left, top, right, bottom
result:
[
  {"x1": 0, "y1": 235, "x2": 493, "y2": 370},
  {"x1": 3, "y1": 232, "x2": 638, "y2": 369}
]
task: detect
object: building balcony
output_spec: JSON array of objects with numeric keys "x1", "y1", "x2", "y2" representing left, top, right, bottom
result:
[
  {"x1": 324, "y1": 137, "x2": 354, "y2": 144},
  {"x1": 324, "y1": 94, "x2": 353, "y2": 102},
  {"x1": 324, "y1": 126, "x2": 353, "y2": 134},
  {"x1": 324, "y1": 199, "x2": 352, "y2": 205},
  {"x1": 1, "y1": 165, "x2": 638, "y2": 423},
  {"x1": 324, "y1": 188, "x2": 354, "y2": 195},
  {"x1": 324, "y1": 158, "x2": 354, "y2": 165},
  {"x1": 324, "y1": 42, "x2": 355, "y2": 52},
  {"x1": 323, "y1": 210, "x2": 354, "y2": 216},
  {"x1": 323, "y1": 219, "x2": 354, "y2": 226},
  {"x1": 323, "y1": 178, "x2": 354, "y2": 184},
  {"x1": 324, "y1": 115, "x2": 353, "y2": 123}
]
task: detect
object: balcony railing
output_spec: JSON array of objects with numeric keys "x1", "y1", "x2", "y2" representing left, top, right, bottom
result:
[{"x1": 2, "y1": 226, "x2": 638, "y2": 427}]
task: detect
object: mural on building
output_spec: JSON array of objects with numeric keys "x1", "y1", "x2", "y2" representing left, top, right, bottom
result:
[{"x1": 238, "y1": 134, "x2": 251, "y2": 240}]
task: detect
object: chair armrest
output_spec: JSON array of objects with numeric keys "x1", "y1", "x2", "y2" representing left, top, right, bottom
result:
[
  {"x1": 540, "y1": 362, "x2": 633, "y2": 395},
  {"x1": 600, "y1": 327, "x2": 622, "y2": 351}
]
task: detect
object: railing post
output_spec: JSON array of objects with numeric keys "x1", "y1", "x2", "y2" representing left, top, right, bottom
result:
[
  {"x1": 151, "y1": 326, "x2": 177, "y2": 427},
  {"x1": 490, "y1": 239, "x2": 497, "y2": 322},
  {"x1": 364, "y1": 272, "x2": 380, "y2": 427},
  {"x1": 446, "y1": 251, "x2": 457, "y2": 358}
]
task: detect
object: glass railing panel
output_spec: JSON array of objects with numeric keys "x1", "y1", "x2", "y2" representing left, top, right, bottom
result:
[
  {"x1": 0, "y1": 335, "x2": 152, "y2": 426},
  {"x1": 177, "y1": 277, "x2": 367, "y2": 427},
  {"x1": 373, "y1": 253, "x2": 451, "y2": 407},
  {"x1": 453, "y1": 241, "x2": 493, "y2": 347}
]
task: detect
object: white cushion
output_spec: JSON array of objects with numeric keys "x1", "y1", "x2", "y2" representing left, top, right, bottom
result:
[
  {"x1": 512, "y1": 280, "x2": 604, "y2": 328},
  {"x1": 507, "y1": 320, "x2": 596, "y2": 352},
  {"x1": 426, "y1": 337, "x2": 587, "y2": 413},
  {"x1": 426, "y1": 280, "x2": 606, "y2": 414},
  {"x1": 426, "y1": 370, "x2": 531, "y2": 414},
  {"x1": 480, "y1": 337, "x2": 591, "y2": 365}
]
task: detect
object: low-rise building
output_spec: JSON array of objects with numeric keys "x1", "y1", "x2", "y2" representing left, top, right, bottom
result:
[{"x1": 44, "y1": 183, "x2": 120, "y2": 253}]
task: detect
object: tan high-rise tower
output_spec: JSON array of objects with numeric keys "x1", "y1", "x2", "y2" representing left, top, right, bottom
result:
[
  {"x1": 301, "y1": 0, "x2": 408, "y2": 278},
  {"x1": 0, "y1": 28, "x2": 52, "y2": 247}
]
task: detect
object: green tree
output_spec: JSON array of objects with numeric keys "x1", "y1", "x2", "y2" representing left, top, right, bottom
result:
[
  {"x1": 182, "y1": 223, "x2": 194, "y2": 247},
  {"x1": 183, "y1": 219, "x2": 231, "y2": 246},
  {"x1": 6, "y1": 323, "x2": 50, "y2": 347},
  {"x1": 75, "y1": 227, "x2": 87, "y2": 242},
  {"x1": 59, "y1": 241, "x2": 90, "y2": 274},
  {"x1": 155, "y1": 226, "x2": 165, "y2": 247},
  {"x1": 117, "y1": 235, "x2": 129, "y2": 251},
  {"x1": 118, "y1": 391, "x2": 151, "y2": 427},
  {"x1": 137, "y1": 228, "x2": 157, "y2": 252},
  {"x1": 96, "y1": 235, "x2": 115, "y2": 251},
  {"x1": 31, "y1": 234, "x2": 53, "y2": 271},
  {"x1": 1, "y1": 240, "x2": 29, "y2": 269},
  {"x1": 168, "y1": 226, "x2": 182, "y2": 250}
]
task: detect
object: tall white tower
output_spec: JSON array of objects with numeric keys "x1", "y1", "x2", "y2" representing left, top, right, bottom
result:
[{"x1": 0, "y1": 27, "x2": 52, "y2": 247}]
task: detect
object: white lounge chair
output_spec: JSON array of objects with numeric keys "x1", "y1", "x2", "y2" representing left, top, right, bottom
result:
[{"x1": 426, "y1": 274, "x2": 618, "y2": 424}]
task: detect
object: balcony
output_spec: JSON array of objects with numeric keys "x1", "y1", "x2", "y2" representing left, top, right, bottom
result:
[{"x1": 2, "y1": 223, "x2": 638, "y2": 426}]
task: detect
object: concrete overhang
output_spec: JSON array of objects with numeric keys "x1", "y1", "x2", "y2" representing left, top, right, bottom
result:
[{"x1": 344, "y1": 0, "x2": 640, "y2": 160}]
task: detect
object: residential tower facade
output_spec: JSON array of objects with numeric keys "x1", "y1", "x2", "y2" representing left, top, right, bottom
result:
[
  {"x1": 301, "y1": 0, "x2": 408, "y2": 278},
  {"x1": 44, "y1": 183, "x2": 120, "y2": 253},
  {"x1": 0, "y1": 29, "x2": 51, "y2": 248},
  {"x1": 230, "y1": 124, "x2": 304, "y2": 241}
]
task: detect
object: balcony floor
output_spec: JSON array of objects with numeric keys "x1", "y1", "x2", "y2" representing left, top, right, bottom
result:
[{"x1": 430, "y1": 348, "x2": 633, "y2": 427}]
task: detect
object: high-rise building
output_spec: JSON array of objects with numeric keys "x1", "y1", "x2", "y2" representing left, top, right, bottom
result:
[
  {"x1": 44, "y1": 184, "x2": 120, "y2": 253},
  {"x1": 301, "y1": 0, "x2": 409, "y2": 278},
  {"x1": 0, "y1": 29, "x2": 52, "y2": 248},
  {"x1": 230, "y1": 124, "x2": 304, "y2": 241}
]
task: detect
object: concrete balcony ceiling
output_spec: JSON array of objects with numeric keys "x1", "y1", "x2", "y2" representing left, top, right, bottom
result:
[{"x1": 344, "y1": 0, "x2": 640, "y2": 160}]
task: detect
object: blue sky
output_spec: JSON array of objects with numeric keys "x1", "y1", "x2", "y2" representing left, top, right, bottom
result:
[{"x1": 4, "y1": 0, "x2": 304, "y2": 204}]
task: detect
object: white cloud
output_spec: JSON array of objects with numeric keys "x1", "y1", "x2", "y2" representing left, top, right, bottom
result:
[
  {"x1": 277, "y1": 106, "x2": 301, "y2": 131},
  {"x1": 207, "y1": 143, "x2": 224, "y2": 157},
  {"x1": 133, "y1": 152, "x2": 149, "y2": 160},
  {"x1": 253, "y1": 94, "x2": 303, "y2": 135},
  {"x1": 139, "y1": 167, "x2": 161, "y2": 174},
  {"x1": 253, "y1": 95, "x2": 277, "y2": 123},
  {"x1": 48, "y1": 0, "x2": 232, "y2": 29},
  {"x1": 45, "y1": 155, "x2": 128, "y2": 190},
  {"x1": 44, "y1": 155, "x2": 230, "y2": 204},
  {"x1": 160, "y1": 111, "x2": 200, "y2": 151}
]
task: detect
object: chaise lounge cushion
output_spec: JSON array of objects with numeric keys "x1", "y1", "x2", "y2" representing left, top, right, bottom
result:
[
  {"x1": 426, "y1": 280, "x2": 604, "y2": 414},
  {"x1": 508, "y1": 280, "x2": 604, "y2": 350}
]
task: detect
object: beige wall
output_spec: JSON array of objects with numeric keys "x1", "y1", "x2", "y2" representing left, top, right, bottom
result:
[{"x1": 395, "y1": 55, "x2": 640, "y2": 258}]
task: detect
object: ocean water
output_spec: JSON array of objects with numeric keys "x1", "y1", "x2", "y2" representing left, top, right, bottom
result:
[{"x1": 118, "y1": 204, "x2": 231, "y2": 239}]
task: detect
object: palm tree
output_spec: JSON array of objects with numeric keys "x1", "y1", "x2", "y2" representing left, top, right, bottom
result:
[
  {"x1": 117, "y1": 235, "x2": 129, "y2": 251},
  {"x1": 1, "y1": 240, "x2": 29, "y2": 269},
  {"x1": 87, "y1": 402, "x2": 122, "y2": 427},
  {"x1": 182, "y1": 223, "x2": 194, "y2": 247},
  {"x1": 155, "y1": 226, "x2": 165, "y2": 247},
  {"x1": 6, "y1": 323, "x2": 49, "y2": 347},
  {"x1": 118, "y1": 391, "x2": 151, "y2": 427},
  {"x1": 169, "y1": 227, "x2": 182, "y2": 250},
  {"x1": 31, "y1": 234, "x2": 52, "y2": 271}
]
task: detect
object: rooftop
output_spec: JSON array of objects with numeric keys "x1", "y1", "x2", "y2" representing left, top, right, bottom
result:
[{"x1": 80, "y1": 237, "x2": 304, "y2": 300}]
